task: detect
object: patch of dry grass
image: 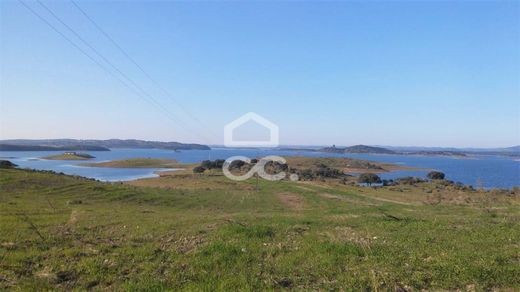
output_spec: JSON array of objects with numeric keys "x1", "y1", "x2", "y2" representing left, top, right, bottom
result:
[{"x1": 277, "y1": 192, "x2": 306, "y2": 210}]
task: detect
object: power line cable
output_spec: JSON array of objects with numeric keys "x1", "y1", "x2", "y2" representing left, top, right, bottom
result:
[
  {"x1": 19, "y1": 0, "x2": 210, "y2": 143},
  {"x1": 36, "y1": 0, "x2": 204, "y2": 141},
  {"x1": 69, "y1": 0, "x2": 219, "y2": 141}
]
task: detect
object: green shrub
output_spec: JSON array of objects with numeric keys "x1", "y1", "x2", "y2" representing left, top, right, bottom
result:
[
  {"x1": 357, "y1": 173, "x2": 382, "y2": 185},
  {"x1": 427, "y1": 171, "x2": 445, "y2": 180}
]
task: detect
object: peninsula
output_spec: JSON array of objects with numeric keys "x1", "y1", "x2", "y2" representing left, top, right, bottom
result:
[{"x1": 42, "y1": 152, "x2": 95, "y2": 160}]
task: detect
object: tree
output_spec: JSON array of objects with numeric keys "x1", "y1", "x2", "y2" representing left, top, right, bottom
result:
[
  {"x1": 193, "y1": 166, "x2": 206, "y2": 174},
  {"x1": 358, "y1": 173, "x2": 382, "y2": 186},
  {"x1": 200, "y1": 160, "x2": 224, "y2": 170},
  {"x1": 427, "y1": 171, "x2": 445, "y2": 180},
  {"x1": 396, "y1": 176, "x2": 426, "y2": 185},
  {"x1": 229, "y1": 160, "x2": 245, "y2": 170},
  {"x1": 298, "y1": 169, "x2": 315, "y2": 181},
  {"x1": 214, "y1": 159, "x2": 225, "y2": 169},
  {"x1": 200, "y1": 160, "x2": 212, "y2": 169}
]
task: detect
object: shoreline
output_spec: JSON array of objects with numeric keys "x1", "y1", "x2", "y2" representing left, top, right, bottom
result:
[{"x1": 0, "y1": 151, "x2": 517, "y2": 188}]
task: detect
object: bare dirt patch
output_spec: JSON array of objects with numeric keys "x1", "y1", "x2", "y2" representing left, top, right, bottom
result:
[
  {"x1": 277, "y1": 193, "x2": 305, "y2": 210},
  {"x1": 67, "y1": 210, "x2": 80, "y2": 226}
]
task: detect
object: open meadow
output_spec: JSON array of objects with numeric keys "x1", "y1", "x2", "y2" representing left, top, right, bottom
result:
[{"x1": 1, "y1": 165, "x2": 519, "y2": 290}]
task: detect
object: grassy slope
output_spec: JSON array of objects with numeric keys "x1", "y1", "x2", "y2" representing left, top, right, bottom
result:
[
  {"x1": 80, "y1": 158, "x2": 187, "y2": 168},
  {"x1": 0, "y1": 168, "x2": 519, "y2": 290}
]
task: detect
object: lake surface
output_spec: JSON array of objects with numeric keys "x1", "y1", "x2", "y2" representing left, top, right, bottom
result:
[{"x1": 1, "y1": 148, "x2": 519, "y2": 188}]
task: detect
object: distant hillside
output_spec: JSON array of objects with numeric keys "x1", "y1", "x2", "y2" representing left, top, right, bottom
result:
[
  {"x1": 406, "y1": 150, "x2": 466, "y2": 157},
  {"x1": 0, "y1": 139, "x2": 210, "y2": 151},
  {"x1": 504, "y1": 146, "x2": 520, "y2": 152},
  {"x1": 320, "y1": 145, "x2": 396, "y2": 154},
  {"x1": 0, "y1": 144, "x2": 110, "y2": 151},
  {"x1": 381, "y1": 145, "x2": 519, "y2": 157},
  {"x1": 382, "y1": 145, "x2": 520, "y2": 153},
  {"x1": 344, "y1": 145, "x2": 396, "y2": 154},
  {"x1": 318, "y1": 145, "x2": 469, "y2": 157}
]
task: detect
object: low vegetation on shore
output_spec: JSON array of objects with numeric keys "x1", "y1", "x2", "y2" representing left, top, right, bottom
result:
[
  {"x1": 188, "y1": 156, "x2": 419, "y2": 182},
  {"x1": 1, "y1": 159, "x2": 518, "y2": 290},
  {"x1": 284, "y1": 156, "x2": 417, "y2": 174}
]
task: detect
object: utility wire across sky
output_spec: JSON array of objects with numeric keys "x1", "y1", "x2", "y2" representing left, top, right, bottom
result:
[
  {"x1": 18, "y1": 0, "x2": 215, "y2": 144},
  {"x1": 69, "y1": 0, "x2": 216, "y2": 142}
]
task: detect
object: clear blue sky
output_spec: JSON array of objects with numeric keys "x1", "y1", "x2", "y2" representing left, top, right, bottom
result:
[{"x1": 1, "y1": 0, "x2": 519, "y2": 147}]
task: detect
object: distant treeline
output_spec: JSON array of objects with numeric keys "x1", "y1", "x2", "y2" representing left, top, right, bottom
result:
[
  {"x1": 297, "y1": 144, "x2": 519, "y2": 157},
  {"x1": 320, "y1": 145, "x2": 397, "y2": 154},
  {"x1": 0, "y1": 144, "x2": 110, "y2": 151},
  {"x1": 0, "y1": 139, "x2": 210, "y2": 151},
  {"x1": 288, "y1": 145, "x2": 470, "y2": 157}
]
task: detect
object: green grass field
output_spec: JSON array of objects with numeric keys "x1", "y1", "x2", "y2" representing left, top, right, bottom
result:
[{"x1": 1, "y1": 168, "x2": 519, "y2": 290}]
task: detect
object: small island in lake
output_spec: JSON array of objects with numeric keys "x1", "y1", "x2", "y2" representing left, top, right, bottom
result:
[
  {"x1": 80, "y1": 158, "x2": 185, "y2": 168},
  {"x1": 42, "y1": 152, "x2": 95, "y2": 160}
]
